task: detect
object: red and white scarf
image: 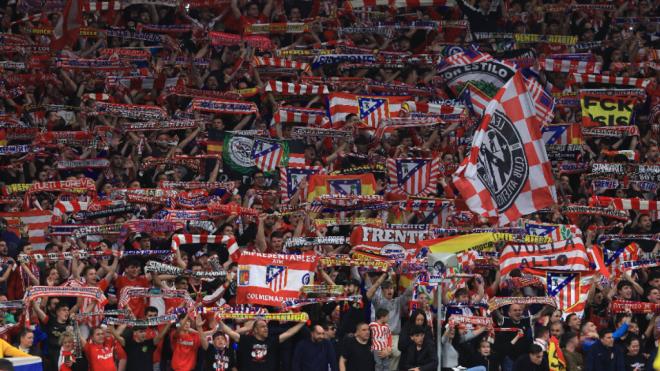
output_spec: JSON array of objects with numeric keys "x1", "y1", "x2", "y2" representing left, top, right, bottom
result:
[
  {"x1": 568, "y1": 73, "x2": 653, "y2": 88},
  {"x1": 253, "y1": 57, "x2": 310, "y2": 73},
  {"x1": 540, "y1": 58, "x2": 602, "y2": 74},
  {"x1": 171, "y1": 234, "x2": 240, "y2": 262},
  {"x1": 272, "y1": 106, "x2": 329, "y2": 126},
  {"x1": 264, "y1": 80, "x2": 328, "y2": 96},
  {"x1": 589, "y1": 196, "x2": 658, "y2": 212}
]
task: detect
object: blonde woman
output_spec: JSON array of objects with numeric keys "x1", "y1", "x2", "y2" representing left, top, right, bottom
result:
[{"x1": 57, "y1": 332, "x2": 80, "y2": 371}]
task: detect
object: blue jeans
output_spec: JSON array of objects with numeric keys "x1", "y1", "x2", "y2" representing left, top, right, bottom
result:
[
  {"x1": 502, "y1": 356, "x2": 514, "y2": 371},
  {"x1": 374, "y1": 353, "x2": 390, "y2": 371},
  {"x1": 467, "y1": 366, "x2": 487, "y2": 371}
]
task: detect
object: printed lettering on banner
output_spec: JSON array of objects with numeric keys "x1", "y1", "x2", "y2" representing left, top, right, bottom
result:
[
  {"x1": 580, "y1": 92, "x2": 636, "y2": 127},
  {"x1": 350, "y1": 226, "x2": 429, "y2": 258}
]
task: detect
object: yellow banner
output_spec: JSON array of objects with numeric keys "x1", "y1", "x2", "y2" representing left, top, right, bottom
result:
[
  {"x1": 4, "y1": 183, "x2": 31, "y2": 194},
  {"x1": 277, "y1": 49, "x2": 335, "y2": 57},
  {"x1": 580, "y1": 92, "x2": 636, "y2": 126},
  {"x1": 421, "y1": 232, "x2": 552, "y2": 255}
]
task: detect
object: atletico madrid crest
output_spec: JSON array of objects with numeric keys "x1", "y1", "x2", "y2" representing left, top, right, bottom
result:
[
  {"x1": 357, "y1": 97, "x2": 389, "y2": 127},
  {"x1": 327, "y1": 179, "x2": 362, "y2": 195},
  {"x1": 266, "y1": 265, "x2": 287, "y2": 293},
  {"x1": 251, "y1": 139, "x2": 284, "y2": 172},
  {"x1": 387, "y1": 158, "x2": 440, "y2": 196}
]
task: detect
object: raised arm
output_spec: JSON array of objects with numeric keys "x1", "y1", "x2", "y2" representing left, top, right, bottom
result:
[
  {"x1": 366, "y1": 273, "x2": 387, "y2": 300},
  {"x1": 31, "y1": 300, "x2": 47, "y2": 323},
  {"x1": 153, "y1": 322, "x2": 173, "y2": 345},
  {"x1": 217, "y1": 320, "x2": 241, "y2": 343},
  {"x1": 103, "y1": 257, "x2": 119, "y2": 284},
  {"x1": 230, "y1": 0, "x2": 242, "y2": 20},
  {"x1": 197, "y1": 315, "x2": 210, "y2": 350},
  {"x1": 255, "y1": 214, "x2": 267, "y2": 252},
  {"x1": 278, "y1": 322, "x2": 305, "y2": 343},
  {"x1": 112, "y1": 325, "x2": 128, "y2": 347}
]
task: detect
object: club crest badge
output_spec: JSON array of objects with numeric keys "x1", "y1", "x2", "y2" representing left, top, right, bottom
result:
[
  {"x1": 357, "y1": 97, "x2": 388, "y2": 119},
  {"x1": 328, "y1": 179, "x2": 361, "y2": 195},
  {"x1": 477, "y1": 111, "x2": 528, "y2": 212}
]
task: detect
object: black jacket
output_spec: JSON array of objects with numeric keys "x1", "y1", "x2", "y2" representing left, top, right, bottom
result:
[
  {"x1": 512, "y1": 354, "x2": 549, "y2": 371},
  {"x1": 399, "y1": 341, "x2": 438, "y2": 371},
  {"x1": 585, "y1": 340, "x2": 625, "y2": 371},
  {"x1": 468, "y1": 353, "x2": 500, "y2": 371}
]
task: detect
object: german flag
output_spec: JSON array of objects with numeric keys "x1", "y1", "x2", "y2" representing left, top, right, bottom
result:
[{"x1": 207, "y1": 128, "x2": 223, "y2": 154}]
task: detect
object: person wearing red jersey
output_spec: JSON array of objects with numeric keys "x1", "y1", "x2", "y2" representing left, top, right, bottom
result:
[
  {"x1": 113, "y1": 259, "x2": 152, "y2": 318},
  {"x1": 229, "y1": 0, "x2": 273, "y2": 34},
  {"x1": 170, "y1": 315, "x2": 202, "y2": 371},
  {"x1": 83, "y1": 327, "x2": 124, "y2": 371}
]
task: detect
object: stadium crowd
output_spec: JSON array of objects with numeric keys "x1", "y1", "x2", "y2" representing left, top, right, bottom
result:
[{"x1": 0, "y1": 0, "x2": 658, "y2": 370}]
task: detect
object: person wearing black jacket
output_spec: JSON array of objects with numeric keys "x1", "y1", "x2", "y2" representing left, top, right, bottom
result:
[
  {"x1": 584, "y1": 328, "x2": 626, "y2": 371},
  {"x1": 399, "y1": 326, "x2": 438, "y2": 371},
  {"x1": 512, "y1": 344, "x2": 549, "y2": 371},
  {"x1": 468, "y1": 338, "x2": 499, "y2": 371},
  {"x1": 398, "y1": 310, "x2": 434, "y2": 353}
]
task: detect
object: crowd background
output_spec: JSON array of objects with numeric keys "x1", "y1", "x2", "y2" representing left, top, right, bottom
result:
[{"x1": 0, "y1": 0, "x2": 658, "y2": 370}]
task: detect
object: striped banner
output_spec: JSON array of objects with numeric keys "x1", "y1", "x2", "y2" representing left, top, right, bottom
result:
[
  {"x1": 569, "y1": 73, "x2": 653, "y2": 88},
  {"x1": 499, "y1": 238, "x2": 590, "y2": 276},
  {"x1": 264, "y1": 80, "x2": 329, "y2": 96},
  {"x1": 0, "y1": 211, "x2": 53, "y2": 250},
  {"x1": 253, "y1": 57, "x2": 310, "y2": 73},
  {"x1": 540, "y1": 59, "x2": 602, "y2": 74},
  {"x1": 272, "y1": 106, "x2": 329, "y2": 126}
]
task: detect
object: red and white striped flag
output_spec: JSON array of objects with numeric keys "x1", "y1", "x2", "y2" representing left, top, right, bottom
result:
[
  {"x1": 540, "y1": 59, "x2": 602, "y2": 74},
  {"x1": 0, "y1": 211, "x2": 53, "y2": 250},
  {"x1": 251, "y1": 138, "x2": 284, "y2": 172},
  {"x1": 328, "y1": 93, "x2": 408, "y2": 129},
  {"x1": 499, "y1": 238, "x2": 590, "y2": 276},
  {"x1": 452, "y1": 71, "x2": 557, "y2": 226},
  {"x1": 265, "y1": 81, "x2": 329, "y2": 96},
  {"x1": 236, "y1": 251, "x2": 318, "y2": 306}
]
